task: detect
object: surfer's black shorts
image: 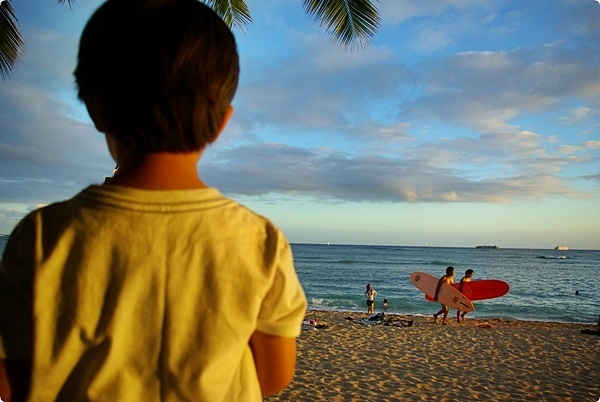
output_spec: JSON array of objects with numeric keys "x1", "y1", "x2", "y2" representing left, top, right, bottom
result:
[{"x1": 366, "y1": 300, "x2": 374, "y2": 307}]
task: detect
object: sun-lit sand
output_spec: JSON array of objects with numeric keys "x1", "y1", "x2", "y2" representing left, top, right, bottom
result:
[{"x1": 265, "y1": 311, "x2": 599, "y2": 401}]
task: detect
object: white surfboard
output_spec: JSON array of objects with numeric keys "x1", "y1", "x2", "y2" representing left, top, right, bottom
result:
[{"x1": 410, "y1": 272, "x2": 474, "y2": 312}]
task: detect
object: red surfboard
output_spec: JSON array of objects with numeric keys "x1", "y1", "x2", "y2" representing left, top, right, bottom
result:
[{"x1": 425, "y1": 279, "x2": 509, "y2": 301}]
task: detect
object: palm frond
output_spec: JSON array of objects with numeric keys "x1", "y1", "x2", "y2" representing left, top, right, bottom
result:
[
  {"x1": 0, "y1": 0, "x2": 24, "y2": 80},
  {"x1": 1, "y1": 0, "x2": 73, "y2": 80},
  {"x1": 201, "y1": 0, "x2": 252, "y2": 33},
  {"x1": 302, "y1": 0, "x2": 380, "y2": 51}
]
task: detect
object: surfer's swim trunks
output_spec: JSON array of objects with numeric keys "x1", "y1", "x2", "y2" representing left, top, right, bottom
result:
[{"x1": 366, "y1": 300, "x2": 374, "y2": 306}]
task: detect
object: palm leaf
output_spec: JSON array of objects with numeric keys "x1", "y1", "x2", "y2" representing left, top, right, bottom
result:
[
  {"x1": 201, "y1": 0, "x2": 252, "y2": 33},
  {"x1": 0, "y1": 0, "x2": 24, "y2": 80},
  {"x1": 302, "y1": 0, "x2": 380, "y2": 51},
  {"x1": 1, "y1": 0, "x2": 380, "y2": 79},
  {"x1": 1, "y1": 0, "x2": 73, "y2": 80}
]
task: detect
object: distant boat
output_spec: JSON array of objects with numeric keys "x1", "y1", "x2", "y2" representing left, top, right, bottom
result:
[
  {"x1": 476, "y1": 245, "x2": 499, "y2": 249},
  {"x1": 554, "y1": 245, "x2": 568, "y2": 251}
]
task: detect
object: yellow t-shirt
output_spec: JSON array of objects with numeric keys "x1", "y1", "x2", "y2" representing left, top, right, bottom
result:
[{"x1": 0, "y1": 185, "x2": 307, "y2": 401}]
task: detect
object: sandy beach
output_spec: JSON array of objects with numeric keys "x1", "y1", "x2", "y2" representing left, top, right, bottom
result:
[{"x1": 265, "y1": 311, "x2": 599, "y2": 401}]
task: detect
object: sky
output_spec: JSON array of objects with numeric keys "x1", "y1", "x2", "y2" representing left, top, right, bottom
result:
[{"x1": 1, "y1": 0, "x2": 599, "y2": 249}]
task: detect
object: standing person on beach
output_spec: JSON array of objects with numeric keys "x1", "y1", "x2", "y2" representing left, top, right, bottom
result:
[
  {"x1": 0, "y1": 1, "x2": 307, "y2": 400},
  {"x1": 456, "y1": 269, "x2": 474, "y2": 323},
  {"x1": 365, "y1": 284, "x2": 378, "y2": 314},
  {"x1": 433, "y1": 266, "x2": 455, "y2": 325}
]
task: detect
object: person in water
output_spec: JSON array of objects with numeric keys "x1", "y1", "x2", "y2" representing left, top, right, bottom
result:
[
  {"x1": 433, "y1": 266, "x2": 455, "y2": 325},
  {"x1": 457, "y1": 269, "x2": 475, "y2": 323}
]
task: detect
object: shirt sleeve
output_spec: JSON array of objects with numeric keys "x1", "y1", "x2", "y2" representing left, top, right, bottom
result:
[
  {"x1": 255, "y1": 232, "x2": 307, "y2": 338},
  {"x1": 0, "y1": 218, "x2": 35, "y2": 359}
]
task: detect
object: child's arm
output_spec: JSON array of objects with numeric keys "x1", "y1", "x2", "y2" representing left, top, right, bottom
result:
[
  {"x1": 0, "y1": 358, "x2": 31, "y2": 402},
  {"x1": 457, "y1": 278, "x2": 465, "y2": 292},
  {"x1": 434, "y1": 277, "x2": 444, "y2": 300},
  {"x1": 249, "y1": 330, "x2": 297, "y2": 397}
]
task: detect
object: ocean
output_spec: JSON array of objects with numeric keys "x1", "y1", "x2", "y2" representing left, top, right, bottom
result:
[
  {"x1": 291, "y1": 243, "x2": 599, "y2": 325},
  {"x1": 1, "y1": 237, "x2": 598, "y2": 324}
]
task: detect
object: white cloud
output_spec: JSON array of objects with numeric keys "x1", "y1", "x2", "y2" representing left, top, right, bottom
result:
[{"x1": 1, "y1": 0, "x2": 599, "y2": 246}]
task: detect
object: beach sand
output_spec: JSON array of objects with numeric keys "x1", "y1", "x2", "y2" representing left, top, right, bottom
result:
[{"x1": 265, "y1": 311, "x2": 599, "y2": 401}]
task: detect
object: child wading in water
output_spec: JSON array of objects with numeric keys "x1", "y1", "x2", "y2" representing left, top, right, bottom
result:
[
  {"x1": 364, "y1": 284, "x2": 378, "y2": 314},
  {"x1": 457, "y1": 269, "x2": 474, "y2": 323},
  {"x1": 433, "y1": 266, "x2": 455, "y2": 325}
]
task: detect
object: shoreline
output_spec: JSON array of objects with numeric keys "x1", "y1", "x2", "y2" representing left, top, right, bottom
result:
[
  {"x1": 302, "y1": 307, "x2": 590, "y2": 326},
  {"x1": 266, "y1": 310, "x2": 599, "y2": 401}
]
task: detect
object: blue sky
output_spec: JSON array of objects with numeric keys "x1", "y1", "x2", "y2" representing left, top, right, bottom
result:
[{"x1": 1, "y1": 0, "x2": 599, "y2": 249}]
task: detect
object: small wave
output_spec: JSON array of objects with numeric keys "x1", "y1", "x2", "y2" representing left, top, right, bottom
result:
[
  {"x1": 330, "y1": 259, "x2": 394, "y2": 265},
  {"x1": 536, "y1": 256, "x2": 567, "y2": 260},
  {"x1": 309, "y1": 298, "x2": 325, "y2": 306},
  {"x1": 429, "y1": 260, "x2": 454, "y2": 266},
  {"x1": 308, "y1": 297, "x2": 358, "y2": 309}
]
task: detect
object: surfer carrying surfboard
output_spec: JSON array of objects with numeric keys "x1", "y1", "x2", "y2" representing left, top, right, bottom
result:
[
  {"x1": 456, "y1": 269, "x2": 475, "y2": 323},
  {"x1": 433, "y1": 266, "x2": 455, "y2": 325}
]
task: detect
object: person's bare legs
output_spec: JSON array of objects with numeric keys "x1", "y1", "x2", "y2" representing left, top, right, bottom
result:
[
  {"x1": 433, "y1": 306, "x2": 447, "y2": 324},
  {"x1": 440, "y1": 309, "x2": 449, "y2": 325}
]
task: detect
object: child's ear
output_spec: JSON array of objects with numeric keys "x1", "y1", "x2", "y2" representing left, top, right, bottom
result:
[
  {"x1": 90, "y1": 112, "x2": 107, "y2": 133},
  {"x1": 82, "y1": 97, "x2": 108, "y2": 133},
  {"x1": 210, "y1": 106, "x2": 234, "y2": 144}
]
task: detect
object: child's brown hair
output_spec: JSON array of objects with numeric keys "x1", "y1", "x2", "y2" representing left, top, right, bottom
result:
[{"x1": 75, "y1": 0, "x2": 239, "y2": 153}]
